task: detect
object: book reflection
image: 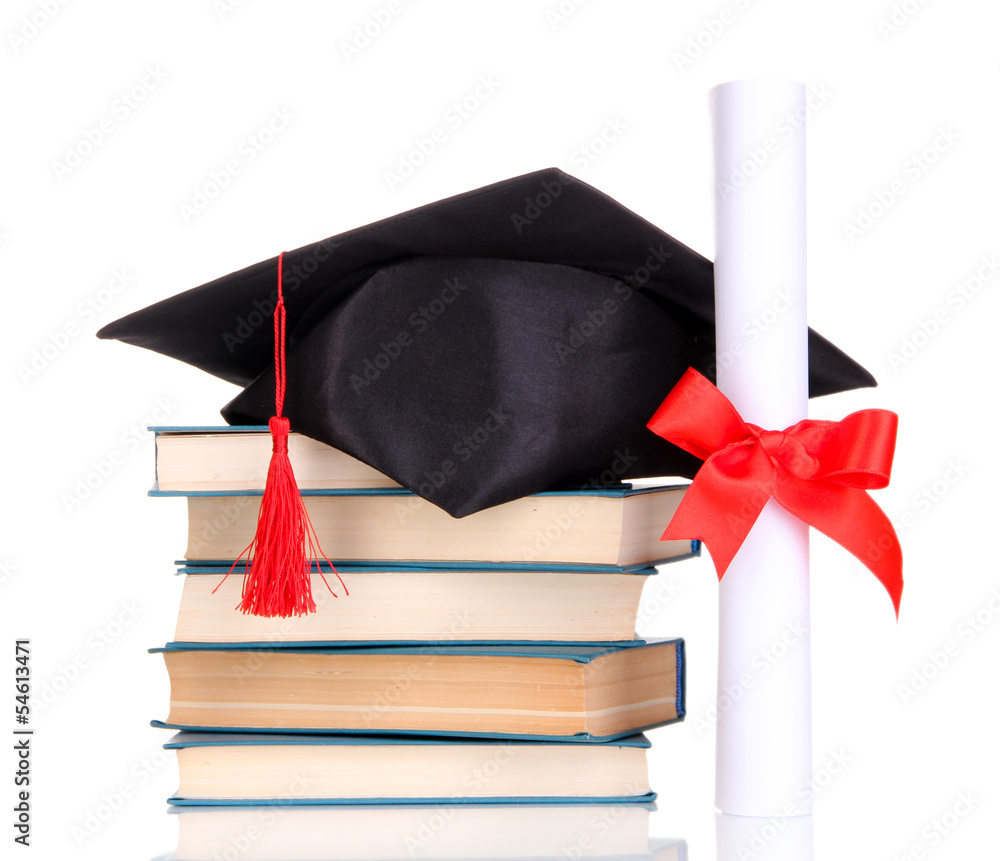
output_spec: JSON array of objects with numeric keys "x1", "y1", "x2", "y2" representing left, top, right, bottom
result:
[
  {"x1": 716, "y1": 812, "x2": 814, "y2": 861},
  {"x1": 166, "y1": 802, "x2": 687, "y2": 861}
]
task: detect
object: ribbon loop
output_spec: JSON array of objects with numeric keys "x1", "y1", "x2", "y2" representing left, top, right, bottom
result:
[{"x1": 648, "y1": 368, "x2": 903, "y2": 616}]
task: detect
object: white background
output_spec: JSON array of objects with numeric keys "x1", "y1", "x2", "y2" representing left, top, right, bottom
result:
[{"x1": 3, "y1": 0, "x2": 998, "y2": 858}]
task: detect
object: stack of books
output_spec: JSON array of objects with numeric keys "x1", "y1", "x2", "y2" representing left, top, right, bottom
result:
[{"x1": 149, "y1": 426, "x2": 693, "y2": 859}]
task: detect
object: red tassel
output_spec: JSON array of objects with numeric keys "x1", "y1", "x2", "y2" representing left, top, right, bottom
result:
[{"x1": 213, "y1": 252, "x2": 347, "y2": 617}]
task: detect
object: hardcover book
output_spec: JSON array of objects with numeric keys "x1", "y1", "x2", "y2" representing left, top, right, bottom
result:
[
  {"x1": 169, "y1": 802, "x2": 657, "y2": 860},
  {"x1": 165, "y1": 731, "x2": 654, "y2": 805},
  {"x1": 152, "y1": 426, "x2": 401, "y2": 492},
  {"x1": 169, "y1": 485, "x2": 694, "y2": 568},
  {"x1": 153, "y1": 639, "x2": 685, "y2": 741},
  {"x1": 173, "y1": 565, "x2": 657, "y2": 645}
]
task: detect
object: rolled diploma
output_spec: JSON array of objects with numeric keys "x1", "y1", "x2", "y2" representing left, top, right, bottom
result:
[{"x1": 709, "y1": 80, "x2": 812, "y2": 816}]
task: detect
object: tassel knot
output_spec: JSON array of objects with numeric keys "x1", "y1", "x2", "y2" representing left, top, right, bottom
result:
[{"x1": 270, "y1": 416, "x2": 290, "y2": 453}]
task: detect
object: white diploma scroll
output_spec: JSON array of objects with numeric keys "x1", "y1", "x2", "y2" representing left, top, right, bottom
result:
[{"x1": 709, "y1": 80, "x2": 812, "y2": 816}]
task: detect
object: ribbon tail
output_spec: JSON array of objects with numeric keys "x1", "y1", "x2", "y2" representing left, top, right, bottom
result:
[
  {"x1": 775, "y1": 481, "x2": 903, "y2": 617},
  {"x1": 664, "y1": 447, "x2": 774, "y2": 580}
]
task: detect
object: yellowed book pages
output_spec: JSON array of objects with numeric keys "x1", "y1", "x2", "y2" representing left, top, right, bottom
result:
[
  {"x1": 156, "y1": 430, "x2": 399, "y2": 491},
  {"x1": 175, "y1": 569, "x2": 649, "y2": 644},
  {"x1": 184, "y1": 487, "x2": 690, "y2": 567},
  {"x1": 172, "y1": 738, "x2": 649, "y2": 801},
  {"x1": 161, "y1": 640, "x2": 681, "y2": 738}
]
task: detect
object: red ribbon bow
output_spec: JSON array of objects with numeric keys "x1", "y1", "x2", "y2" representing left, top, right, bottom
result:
[{"x1": 647, "y1": 368, "x2": 903, "y2": 616}]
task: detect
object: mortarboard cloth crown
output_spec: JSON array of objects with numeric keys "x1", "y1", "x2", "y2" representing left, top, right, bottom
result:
[{"x1": 98, "y1": 167, "x2": 875, "y2": 519}]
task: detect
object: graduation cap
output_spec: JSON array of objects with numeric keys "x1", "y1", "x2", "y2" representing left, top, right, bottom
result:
[{"x1": 98, "y1": 167, "x2": 874, "y2": 614}]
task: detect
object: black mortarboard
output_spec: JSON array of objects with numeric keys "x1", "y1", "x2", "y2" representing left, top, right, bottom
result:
[{"x1": 98, "y1": 168, "x2": 875, "y2": 519}]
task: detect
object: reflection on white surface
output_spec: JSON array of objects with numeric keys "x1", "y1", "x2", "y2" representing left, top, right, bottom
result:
[
  {"x1": 163, "y1": 803, "x2": 690, "y2": 860},
  {"x1": 717, "y1": 812, "x2": 813, "y2": 861}
]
